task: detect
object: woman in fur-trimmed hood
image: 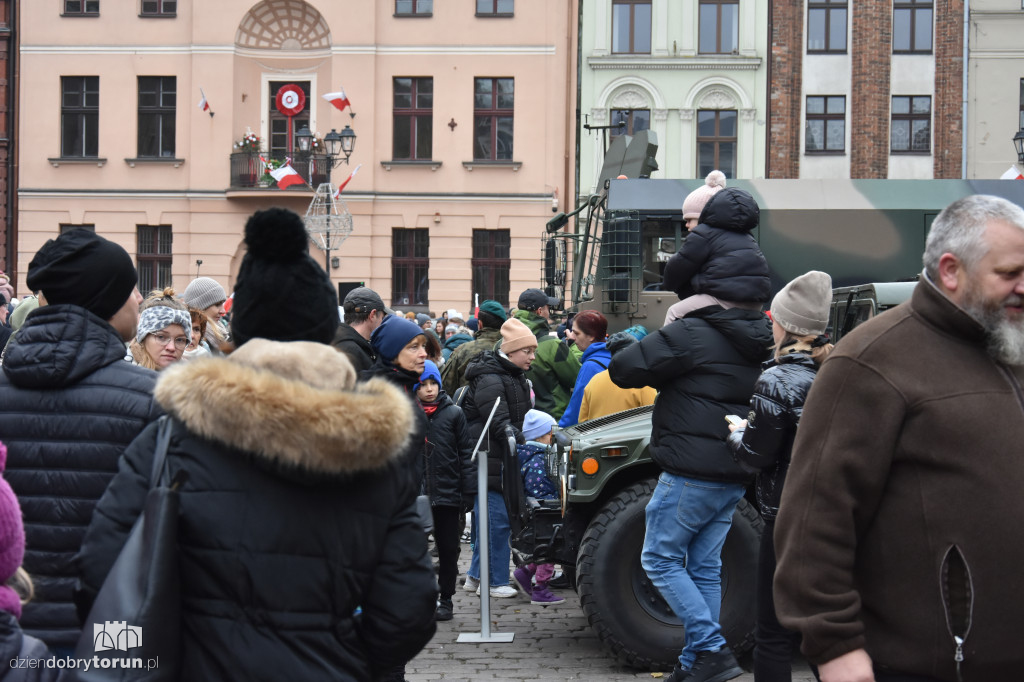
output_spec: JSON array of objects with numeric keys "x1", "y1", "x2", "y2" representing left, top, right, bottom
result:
[{"x1": 76, "y1": 209, "x2": 437, "y2": 682}]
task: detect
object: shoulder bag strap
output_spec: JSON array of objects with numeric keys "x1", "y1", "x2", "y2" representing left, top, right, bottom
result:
[{"x1": 150, "y1": 415, "x2": 173, "y2": 487}]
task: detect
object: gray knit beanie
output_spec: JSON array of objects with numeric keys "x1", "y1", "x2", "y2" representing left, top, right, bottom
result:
[
  {"x1": 770, "y1": 271, "x2": 832, "y2": 337},
  {"x1": 183, "y1": 277, "x2": 227, "y2": 310}
]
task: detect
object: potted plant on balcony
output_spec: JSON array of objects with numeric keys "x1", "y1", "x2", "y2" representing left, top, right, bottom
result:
[
  {"x1": 259, "y1": 158, "x2": 283, "y2": 188},
  {"x1": 234, "y1": 131, "x2": 261, "y2": 154}
]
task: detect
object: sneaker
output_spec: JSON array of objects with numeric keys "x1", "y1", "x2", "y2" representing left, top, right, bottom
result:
[
  {"x1": 512, "y1": 567, "x2": 534, "y2": 597},
  {"x1": 462, "y1": 575, "x2": 480, "y2": 592},
  {"x1": 435, "y1": 598, "x2": 453, "y2": 621},
  {"x1": 548, "y1": 571, "x2": 572, "y2": 590},
  {"x1": 475, "y1": 585, "x2": 518, "y2": 598},
  {"x1": 529, "y1": 584, "x2": 565, "y2": 605},
  {"x1": 685, "y1": 647, "x2": 742, "y2": 682}
]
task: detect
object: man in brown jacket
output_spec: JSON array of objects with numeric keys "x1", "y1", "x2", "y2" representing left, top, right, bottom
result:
[{"x1": 774, "y1": 194, "x2": 1024, "y2": 682}]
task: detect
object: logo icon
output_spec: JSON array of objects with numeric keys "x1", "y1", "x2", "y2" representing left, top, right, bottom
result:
[{"x1": 93, "y1": 621, "x2": 142, "y2": 652}]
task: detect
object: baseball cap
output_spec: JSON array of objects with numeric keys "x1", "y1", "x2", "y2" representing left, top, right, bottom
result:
[
  {"x1": 517, "y1": 288, "x2": 559, "y2": 311},
  {"x1": 343, "y1": 287, "x2": 391, "y2": 315}
]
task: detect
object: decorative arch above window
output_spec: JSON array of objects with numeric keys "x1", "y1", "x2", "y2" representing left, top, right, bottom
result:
[{"x1": 236, "y1": 0, "x2": 331, "y2": 50}]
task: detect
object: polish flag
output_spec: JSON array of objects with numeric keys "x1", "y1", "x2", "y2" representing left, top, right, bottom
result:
[
  {"x1": 1000, "y1": 165, "x2": 1024, "y2": 180},
  {"x1": 323, "y1": 88, "x2": 351, "y2": 113},
  {"x1": 197, "y1": 88, "x2": 213, "y2": 116},
  {"x1": 270, "y1": 164, "x2": 305, "y2": 190},
  {"x1": 334, "y1": 163, "x2": 362, "y2": 198}
]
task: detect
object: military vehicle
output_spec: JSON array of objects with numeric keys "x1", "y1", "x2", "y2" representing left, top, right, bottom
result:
[{"x1": 500, "y1": 132, "x2": 1024, "y2": 669}]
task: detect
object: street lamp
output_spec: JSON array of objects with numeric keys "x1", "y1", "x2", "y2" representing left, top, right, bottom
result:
[
  {"x1": 324, "y1": 125, "x2": 357, "y2": 165},
  {"x1": 298, "y1": 124, "x2": 358, "y2": 277},
  {"x1": 295, "y1": 125, "x2": 314, "y2": 153},
  {"x1": 1014, "y1": 128, "x2": 1024, "y2": 166}
]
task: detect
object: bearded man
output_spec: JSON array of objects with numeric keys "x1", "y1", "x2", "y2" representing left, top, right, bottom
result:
[{"x1": 773, "y1": 194, "x2": 1024, "y2": 682}]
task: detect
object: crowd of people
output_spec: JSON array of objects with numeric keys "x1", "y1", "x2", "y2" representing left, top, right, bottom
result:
[{"x1": 0, "y1": 179, "x2": 1017, "y2": 682}]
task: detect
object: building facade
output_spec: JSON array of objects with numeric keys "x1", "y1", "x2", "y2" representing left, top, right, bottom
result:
[
  {"x1": 0, "y1": 0, "x2": 14, "y2": 275},
  {"x1": 966, "y1": 0, "x2": 1024, "y2": 178},
  {"x1": 17, "y1": 0, "x2": 575, "y2": 313},
  {"x1": 578, "y1": 0, "x2": 769, "y2": 194},
  {"x1": 769, "y1": 0, "x2": 965, "y2": 179}
]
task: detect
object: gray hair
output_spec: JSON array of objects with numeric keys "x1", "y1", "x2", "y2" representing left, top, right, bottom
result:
[{"x1": 923, "y1": 194, "x2": 1024, "y2": 279}]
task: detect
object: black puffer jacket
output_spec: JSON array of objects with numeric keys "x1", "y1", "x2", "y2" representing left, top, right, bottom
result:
[
  {"x1": 609, "y1": 305, "x2": 772, "y2": 482},
  {"x1": 661, "y1": 187, "x2": 771, "y2": 302},
  {"x1": 77, "y1": 340, "x2": 437, "y2": 682},
  {"x1": 727, "y1": 352, "x2": 818, "y2": 520},
  {"x1": 331, "y1": 322, "x2": 376, "y2": 373},
  {"x1": 0, "y1": 304, "x2": 161, "y2": 648},
  {"x1": 462, "y1": 351, "x2": 531, "y2": 492},
  {"x1": 0, "y1": 611, "x2": 58, "y2": 681},
  {"x1": 422, "y1": 391, "x2": 477, "y2": 508},
  {"x1": 361, "y1": 359, "x2": 429, "y2": 488}
]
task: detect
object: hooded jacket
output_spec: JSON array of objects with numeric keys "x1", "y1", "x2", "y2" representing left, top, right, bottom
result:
[
  {"x1": 440, "y1": 327, "x2": 501, "y2": 395},
  {"x1": 421, "y1": 391, "x2": 477, "y2": 509},
  {"x1": 77, "y1": 340, "x2": 437, "y2": 681},
  {"x1": 331, "y1": 322, "x2": 376, "y2": 373},
  {"x1": 462, "y1": 350, "x2": 532, "y2": 492},
  {"x1": 661, "y1": 187, "x2": 771, "y2": 303},
  {"x1": 512, "y1": 309, "x2": 581, "y2": 420},
  {"x1": 559, "y1": 341, "x2": 612, "y2": 427},
  {"x1": 774, "y1": 279, "x2": 1024, "y2": 680},
  {"x1": 609, "y1": 305, "x2": 772, "y2": 482},
  {"x1": 441, "y1": 332, "x2": 473, "y2": 361},
  {"x1": 0, "y1": 305, "x2": 161, "y2": 648}
]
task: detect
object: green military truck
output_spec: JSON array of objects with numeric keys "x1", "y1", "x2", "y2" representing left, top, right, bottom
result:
[{"x1": 504, "y1": 132, "x2": 1024, "y2": 669}]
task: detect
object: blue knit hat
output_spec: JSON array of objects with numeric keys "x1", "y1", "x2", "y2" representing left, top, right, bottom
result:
[
  {"x1": 370, "y1": 314, "x2": 426, "y2": 363},
  {"x1": 522, "y1": 409, "x2": 556, "y2": 442},
  {"x1": 416, "y1": 359, "x2": 442, "y2": 392}
]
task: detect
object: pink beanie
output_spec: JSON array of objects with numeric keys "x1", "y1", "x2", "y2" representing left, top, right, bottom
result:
[
  {"x1": 682, "y1": 170, "x2": 727, "y2": 221},
  {"x1": 0, "y1": 441, "x2": 26, "y2": 618}
]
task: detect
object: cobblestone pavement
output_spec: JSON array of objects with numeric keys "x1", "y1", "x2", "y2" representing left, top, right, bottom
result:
[{"x1": 406, "y1": 546, "x2": 816, "y2": 681}]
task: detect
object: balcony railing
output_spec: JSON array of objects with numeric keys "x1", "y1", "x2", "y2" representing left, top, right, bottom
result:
[{"x1": 229, "y1": 151, "x2": 332, "y2": 189}]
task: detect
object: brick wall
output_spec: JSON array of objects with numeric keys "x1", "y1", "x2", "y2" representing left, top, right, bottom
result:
[
  {"x1": 768, "y1": 1, "x2": 803, "y2": 178},
  {"x1": 933, "y1": 0, "x2": 964, "y2": 179},
  {"x1": 850, "y1": 0, "x2": 891, "y2": 178}
]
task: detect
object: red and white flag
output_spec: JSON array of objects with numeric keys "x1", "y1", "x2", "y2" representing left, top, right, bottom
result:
[
  {"x1": 1000, "y1": 165, "x2": 1024, "y2": 180},
  {"x1": 270, "y1": 164, "x2": 305, "y2": 190},
  {"x1": 323, "y1": 88, "x2": 351, "y2": 113},
  {"x1": 197, "y1": 88, "x2": 213, "y2": 117},
  {"x1": 334, "y1": 164, "x2": 362, "y2": 198}
]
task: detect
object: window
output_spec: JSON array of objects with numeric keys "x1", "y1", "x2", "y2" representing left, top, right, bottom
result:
[
  {"x1": 696, "y1": 110, "x2": 737, "y2": 178},
  {"x1": 393, "y1": 78, "x2": 433, "y2": 160},
  {"x1": 59, "y1": 224, "x2": 95, "y2": 234},
  {"x1": 611, "y1": 0, "x2": 652, "y2": 54},
  {"x1": 61, "y1": 76, "x2": 99, "y2": 158},
  {"x1": 392, "y1": 229, "x2": 429, "y2": 308},
  {"x1": 699, "y1": 0, "x2": 739, "y2": 55},
  {"x1": 805, "y1": 96, "x2": 846, "y2": 153},
  {"x1": 137, "y1": 225, "x2": 173, "y2": 293},
  {"x1": 807, "y1": 0, "x2": 847, "y2": 53},
  {"x1": 472, "y1": 230, "x2": 511, "y2": 307},
  {"x1": 268, "y1": 81, "x2": 309, "y2": 159},
  {"x1": 610, "y1": 109, "x2": 651, "y2": 143},
  {"x1": 891, "y1": 96, "x2": 931, "y2": 153},
  {"x1": 63, "y1": 0, "x2": 99, "y2": 15},
  {"x1": 395, "y1": 0, "x2": 432, "y2": 16},
  {"x1": 474, "y1": 78, "x2": 514, "y2": 161},
  {"x1": 477, "y1": 0, "x2": 513, "y2": 16},
  {"x1": 138, "y1": 77, "x2": 176, "y2": 158},
  {"x1": 141, "y1": 0, "x2": 176, "y2": 15},
  {"x1": 893, "y1": 0, "x2": 932, "y2": 53}
]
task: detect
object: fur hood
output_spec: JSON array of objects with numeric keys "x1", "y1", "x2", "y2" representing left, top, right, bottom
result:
[{"x1": 154, "y1": 339, "x2": 414, "y2": 475}]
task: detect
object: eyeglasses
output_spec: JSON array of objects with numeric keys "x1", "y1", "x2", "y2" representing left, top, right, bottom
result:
[{"x1": 150, "y1": 332, "x2": 191, "y2": 350}]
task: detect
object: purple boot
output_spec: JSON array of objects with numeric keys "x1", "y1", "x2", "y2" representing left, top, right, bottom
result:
[
  {"x1": 530, "y1": 582, "x2": 565, "y2": 605},
  {"x1": 512, "y1": 566, "x2": 534, "y2": 598}
]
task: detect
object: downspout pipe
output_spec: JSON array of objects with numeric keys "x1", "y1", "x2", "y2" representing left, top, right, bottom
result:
[{"x1": 961, "y1": 0, "x2": 969, "y2": 179}]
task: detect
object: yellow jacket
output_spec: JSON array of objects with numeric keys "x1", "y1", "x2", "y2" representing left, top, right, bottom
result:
[{"x1": 578, "y1": 369, "x2": 657, "y2": 423}]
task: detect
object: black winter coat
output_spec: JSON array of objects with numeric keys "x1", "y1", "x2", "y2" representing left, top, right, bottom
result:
[
  {"x1": 462, "y1": 351, "x2": 531, "y2": 492},
  {"x1": 0, "y1": 611, "x2": 58, "y2": 681},
  {"x1": 0, "y1": 304, "x2": 161, "y2": 648},
  {"x1": 609, "y1": 305, "x2": 772, "y2": 483},
  {"x1": 728, "y1": 352, "x2": 818, "y2": 520},
  {"x1": 661, "y1": 187, "x2": 771, "y2": 302},
  {"x1": 422, "y1": 391, "x2": 477, "y2": 508},
  {"x1": 361, "y1": 359, "x2": 429, "y2": 489},
  {"x1": 77, "y1": 340, "x2": 437, "y2": 682},
  {"x1": 331, "y1": 323, "x2": 376, "y2": 373}
]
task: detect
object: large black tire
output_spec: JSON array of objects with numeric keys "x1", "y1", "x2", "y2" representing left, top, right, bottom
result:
[{"x1": 576, "y1": 479, "x2": 762, "y2": 670}]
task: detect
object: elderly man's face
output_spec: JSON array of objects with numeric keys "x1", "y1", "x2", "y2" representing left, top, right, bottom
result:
[{"x1": 948, "y1": 220, "x2": 1024, "y2": 364}]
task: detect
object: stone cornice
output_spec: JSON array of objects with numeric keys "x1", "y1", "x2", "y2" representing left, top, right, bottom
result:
[{"x1": 587, "y1": 56, "x2": 762, "y2": 71}]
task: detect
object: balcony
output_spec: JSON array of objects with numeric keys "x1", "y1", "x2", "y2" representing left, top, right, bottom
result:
[{"x1": 229, "y1": 151, "x2": 332, "y2": 189}]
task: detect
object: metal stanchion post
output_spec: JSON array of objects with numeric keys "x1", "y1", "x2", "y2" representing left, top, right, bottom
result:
[{"x1": 458, "y1": 398, "x2": 515, "y2": 643}]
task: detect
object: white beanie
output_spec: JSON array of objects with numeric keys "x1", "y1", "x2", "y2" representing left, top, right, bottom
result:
[
  {"x1": 682, "y1": 170, "x2": 727, "y2": 221},
  {"x1": 770, "y1": 271, "x2": 833, "y2": 337},
  {"x1": 522, "y1": 409, "x2": 556, "y2": 442}
]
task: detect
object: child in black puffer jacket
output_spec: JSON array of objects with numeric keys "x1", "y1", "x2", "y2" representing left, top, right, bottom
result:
[{"x1": 416, "y1": 360, "x2": 476, "y2": 622}]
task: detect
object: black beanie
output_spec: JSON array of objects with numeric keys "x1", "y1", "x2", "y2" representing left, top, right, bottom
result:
[
  {"x1": 26, "y1": 229, "x2": 138, "y2": 320},
  {"x1": 231, "y1": 208, "x2": 339, "y2": 347}
]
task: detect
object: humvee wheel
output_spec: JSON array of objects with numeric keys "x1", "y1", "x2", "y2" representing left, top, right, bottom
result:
[{"x1": 577, "y1": 479, "x2": 761, "y2": 670}]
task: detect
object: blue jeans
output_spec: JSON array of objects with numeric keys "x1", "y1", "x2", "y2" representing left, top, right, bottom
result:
[
  {"x1": 467, "y1": 490, "x2": 511, "y2": 587},
  {"x1": 642, "y1": 472, "x2": 745, "y2": 669}
]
